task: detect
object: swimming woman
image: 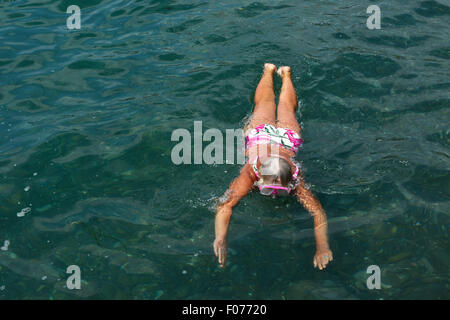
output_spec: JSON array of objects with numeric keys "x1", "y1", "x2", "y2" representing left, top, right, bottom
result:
[{"x1": 214, "y1": 63, "x2": 333, "y2": 270}]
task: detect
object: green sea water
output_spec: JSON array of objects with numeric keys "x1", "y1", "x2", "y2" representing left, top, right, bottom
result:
[{"x1": 0, "y1": 0, "x2": 449, "y2": 299}]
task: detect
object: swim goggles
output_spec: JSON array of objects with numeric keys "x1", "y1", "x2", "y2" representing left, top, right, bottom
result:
[{"x1": 258, "y1": 184, "x2": 291, "y2": 196}]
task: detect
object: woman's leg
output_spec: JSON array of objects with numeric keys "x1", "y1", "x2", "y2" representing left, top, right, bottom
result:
[
  {"x1": 276, "y1": 66, "x2": 301, "y2": 135},
  {"x1": 245, "y1": 63, "x2": 277, "y2": 131}
]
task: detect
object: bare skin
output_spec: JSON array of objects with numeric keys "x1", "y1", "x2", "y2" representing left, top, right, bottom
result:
[{"x1": 214, "y1": 64, "x2": 333, "y2": 270}]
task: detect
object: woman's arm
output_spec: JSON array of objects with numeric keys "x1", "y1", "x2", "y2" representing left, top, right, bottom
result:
[
  {"x1": 295, "y1": 181, "x2": 333, "y2": 270},
  {"x1": 214, "y1": 164, "x2": 255, "y2": 268}
]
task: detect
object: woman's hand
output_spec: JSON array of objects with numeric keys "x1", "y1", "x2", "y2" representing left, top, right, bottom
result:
[
  {"x1": 314, "y1": 246, "x2": 333, "y2": 270},
  {"x1": 213, "y1": 238, "x2": 227, "y2": 268}
]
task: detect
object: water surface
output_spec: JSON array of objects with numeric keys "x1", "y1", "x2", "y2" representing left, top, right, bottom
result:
[{"x1": 0, "y1": 0, "x2": 449, "y2": 299}]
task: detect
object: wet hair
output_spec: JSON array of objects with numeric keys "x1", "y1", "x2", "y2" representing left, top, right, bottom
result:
[{"x1": 259, "y1": 157, "x2": 292, "y2": 187}]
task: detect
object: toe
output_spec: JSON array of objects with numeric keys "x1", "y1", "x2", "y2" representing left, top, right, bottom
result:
[
  {"x1": 264, "y1": 63, "x2": 276, "y2": 73},
  {"x1": 277, "y1": 66, "x2": 291, "y2": 77}
]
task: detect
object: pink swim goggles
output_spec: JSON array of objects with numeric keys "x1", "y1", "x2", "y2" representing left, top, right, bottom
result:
[{"x1": 258, "y1": 184, "x2": 291, "y2": 196}]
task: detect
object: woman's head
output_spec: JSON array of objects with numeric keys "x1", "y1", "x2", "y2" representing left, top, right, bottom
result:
[{"x1": 259, "y1": 157, "x2": 292, "y2": 187}]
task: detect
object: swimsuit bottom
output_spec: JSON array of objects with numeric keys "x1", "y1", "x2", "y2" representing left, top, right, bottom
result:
[{"x1": 245, "y1": 124, "x2": 303, "y2": 154}]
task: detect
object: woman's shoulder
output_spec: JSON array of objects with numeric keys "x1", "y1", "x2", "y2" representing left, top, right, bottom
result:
[{"x1": 240, "y1": 162, "x2": 258, "y2": 181}]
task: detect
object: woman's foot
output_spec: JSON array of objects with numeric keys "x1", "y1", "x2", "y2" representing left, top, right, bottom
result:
[
  {"x1": 264, "y1": 63, "x2": 277, "y2": 74},
  {"x1": 277, "y1": 66, "x2": 291, "y2": 78}
]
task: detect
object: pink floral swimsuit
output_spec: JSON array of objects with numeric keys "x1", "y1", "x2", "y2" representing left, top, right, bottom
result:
[
  {"x1": 245, "y1": 124, "x2": 303, "y2": 154},
  {"x1": 245, "y1": 124, "x2": 303, "y2": 186}
]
